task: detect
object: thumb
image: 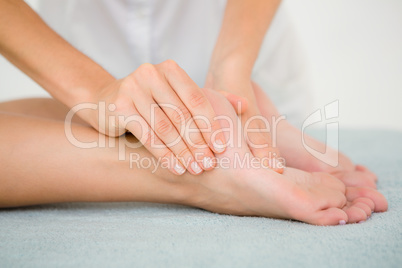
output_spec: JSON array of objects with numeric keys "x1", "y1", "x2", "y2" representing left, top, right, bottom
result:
[{"x1": 218, "y1": 91, "x2": 248, "y2": 114}]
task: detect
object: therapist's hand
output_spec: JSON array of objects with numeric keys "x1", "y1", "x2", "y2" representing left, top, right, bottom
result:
[
  {"x1": 84, "y1": 60, "x2": 228, "y2": 175},
  {"x1": 205, "y1": 71, "x2": 284, "y2": 174}
]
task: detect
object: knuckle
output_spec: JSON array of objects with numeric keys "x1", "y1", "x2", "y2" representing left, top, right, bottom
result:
[
  {"x1": 120, "y1": 76, "x2": 135, "y2": 92},
  {"x1": 172, "y1": 106, "x2": 191, "y2": 125},
  {"x1": 190, "y1": 138, "x2": 207, "y2": 150},
  {"x1": 176, "y1": 146, "x2": 191, "y2": 159},
  {"x1": 189, "y1": 92, "x2": 207, "y2": 108},
  {"x1": 155, "y1": 119, "x2": 173, "y2": 135},
  {"x1": 160, "y1": 150, "x2": 173, "y2": 161},
  {"x1": 136, "y1": 63, "x2": 158, "y2": 79},
  {"x1": 141, "y1": 129, "x2": 154, "y2": 147},
  {"x1": 162, "y1": 59, "x2": 180, "y2": 72},
  {"x1": 112, "y1": 97, "x2": 132, "y2": 114}
]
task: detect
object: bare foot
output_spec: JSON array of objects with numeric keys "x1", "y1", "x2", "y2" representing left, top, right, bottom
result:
[
  {"x1": 191, "y1": 164, "x2": 387, "y2": 225},
  {"x1": 252, "y1": 82, "x2": 378, "y2": 189},
  {"x1": 182, "y1": 89, "x2": 388, "y2": 225}
]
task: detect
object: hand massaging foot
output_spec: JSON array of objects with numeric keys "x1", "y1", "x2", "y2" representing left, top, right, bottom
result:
[
  {"x1": 181, "y1": 90, "x2": 388, "y2": 225},
  {"x1": 0, "y1": 90, "x2": 387, "y2": 225}
]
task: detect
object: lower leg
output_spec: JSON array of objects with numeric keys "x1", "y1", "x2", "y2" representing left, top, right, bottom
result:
[
  {"x1": 0, "y1": 112, "x2": 190, "y2": 207},
  {"x1": 0, "y1": 98, "x2": 88, "y2": 125}
]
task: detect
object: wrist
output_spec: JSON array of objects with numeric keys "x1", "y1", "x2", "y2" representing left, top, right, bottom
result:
[
  {"x1": 208, "y1": 52, "x2": 254, "y2": 80},
  {"x1": 62, "y1": 72, "x2": 115, "y2": 129},
  {"x1": 206, "y1": 68, "x2": 255, "y2": 102},
  {"x1": 62, "y1": 68, "x2": 115, "y2": 108}
]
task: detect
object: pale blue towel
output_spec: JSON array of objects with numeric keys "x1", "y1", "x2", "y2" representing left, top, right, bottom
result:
[{"x1": 1, "y1": 129, "x2": 401, "y2": 267}]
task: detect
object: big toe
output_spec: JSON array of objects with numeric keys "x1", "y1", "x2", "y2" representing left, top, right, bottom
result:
[{"x1": 305, "y1": 207, "x2": 348, "y2": 226}]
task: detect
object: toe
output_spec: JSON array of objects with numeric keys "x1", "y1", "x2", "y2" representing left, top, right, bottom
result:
[
  {"x1": 352, "y1": 200, "x2": 372, "y2": 217},
  {"x1": 306, "y1": 207, "x2": 348, "y2": 226},
  {"x1": 356, "y1": 165, "x2": 378, "y2": 182},
  {"x1": 352, "y1": 197, "x2": 375, "y2": 213},
  {"x1": 355, "y1": 165, "x2": 368, "y2": 172},
  {"x1": 346, "y1": 187, "x2": 388, "y2": 212},
  {"x1": 344, "y1": 206, "x2": 367, "y2": 223}
]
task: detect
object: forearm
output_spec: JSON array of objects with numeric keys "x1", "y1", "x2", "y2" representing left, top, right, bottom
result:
[
  {"x1": 0, "y1": 113, "x2": 190, "y2": 208},
  {"x1": 209, "y1": 0, "x2": 281, "y2": 81},
  {"x1": 0, "y1": 0, "x2": 114, "y2": 107}
]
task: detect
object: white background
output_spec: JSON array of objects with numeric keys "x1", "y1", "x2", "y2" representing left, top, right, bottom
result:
[{"x1": 1, "y1": 0, "x2": 401, "y2": 130}]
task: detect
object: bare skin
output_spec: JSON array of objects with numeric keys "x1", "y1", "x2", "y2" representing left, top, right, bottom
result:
[
  {"x1": 0, "y1": 1, "x2": 231, "y2": 176},
  {"x1": 0, "y1": 90, "x2": 387, "y2": 225},
  {"x1": 0, "y1": 0, "x2": 283, "y2": 173}
]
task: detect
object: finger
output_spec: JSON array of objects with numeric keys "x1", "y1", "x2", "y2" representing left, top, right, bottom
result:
[
  {"x1": 122, "y1": 108, "x2": 187, "y2": 176},
  {"x1": 139, "y1": 101, "x2": 204, "y2": 175},
  {"x1": 145, "y1": 69, "x2": 217, "y2": 171},
  {"x1": 243, "y1": 118, "x2": 284, "y2": 173},
  {"x1": 162, "y1": 102, "x2": 216, "y2": 171},
  {"x1": 158, "y1": 60, "x2": 226, "y2": 154},
  {"x1": 130, "y1": 65, "x2": 205, "y2": 174},
  {"x1": 217, "y1": 91, "x2": 248, "y2": 114}
]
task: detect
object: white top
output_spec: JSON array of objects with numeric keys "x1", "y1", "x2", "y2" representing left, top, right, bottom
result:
[{"x1": 37, "y1": 0, "x2": 311, "y2": 126}]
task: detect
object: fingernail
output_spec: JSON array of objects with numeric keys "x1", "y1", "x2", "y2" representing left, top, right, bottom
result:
[
  {"x1": 174, "y1": 163, "x2": 186, "y2": 175},
  {"x1": 213, "y1": 139, "x2": 226, "y2": 153},
  {"x1": 203, "y1": 157, "x2": 214, "y2": 169},
  {"x1": 339, "y1": 220, "x2": 346, "y2": 225},
  {"x1": 191, "y1": 162, "x2": 203, "y2": 174}
]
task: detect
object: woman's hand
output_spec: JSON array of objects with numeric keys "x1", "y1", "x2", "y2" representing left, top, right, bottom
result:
[
  {"x1": 205, "y1": 71, "x2": 284, "y2": 173},
  {"x1": 81, "y1": 60, "x2": 228, "y2": 176}
]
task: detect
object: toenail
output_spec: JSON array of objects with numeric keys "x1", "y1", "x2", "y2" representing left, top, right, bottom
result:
[
  {"x1": 339, "y1": 220, "x2": 346, "y2": 225},
  {"x1": 358, "y1": 220, "x2": 365, "y2": 224}
]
